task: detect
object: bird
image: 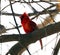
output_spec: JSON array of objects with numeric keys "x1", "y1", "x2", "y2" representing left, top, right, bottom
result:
[{"x1": 19, "y1": 12, "x2": 43, "y2": 49}]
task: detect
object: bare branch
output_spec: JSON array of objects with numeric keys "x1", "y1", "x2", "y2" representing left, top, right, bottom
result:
[
  {"x1": 1, "y1": 1, "x2": 55, "y2": 11},
  {"x1": 53, "y1": 39, "x2": 60, "y2": 55},
  {"x1": 1, "y1": 9, "x2": 58, "y2": 17},
  {"x1": 1, "y1": 1, "x2": 17, "y2": 11},
  {"x1": 0, "y1": 22, "x2": 60, "y2": 43},
  {"x1": 4, "y1": 22, "x2": 60, "y2": 55}
]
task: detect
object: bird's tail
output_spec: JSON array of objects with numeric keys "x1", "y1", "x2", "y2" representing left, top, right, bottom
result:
[{"x1": 39, "y1": 39, "x2": 43, "y2": 49}]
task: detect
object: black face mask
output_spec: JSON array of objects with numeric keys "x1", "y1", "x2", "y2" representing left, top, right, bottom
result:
[{"x1": 21, "y1": 15, "x2": 24, "y2": 21}]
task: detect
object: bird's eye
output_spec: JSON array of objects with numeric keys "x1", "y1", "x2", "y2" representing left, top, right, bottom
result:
[
  {"x1": 21, "y1": 15, "x2": 24, "y2": 18},
  {"x1": 21, "y1": 15, "x2": 24, "y2": 20}
]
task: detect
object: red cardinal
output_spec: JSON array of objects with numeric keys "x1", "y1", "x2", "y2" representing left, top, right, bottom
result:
[{"x1": 19, "y1": 12, "x2": 43, "y2": 49}]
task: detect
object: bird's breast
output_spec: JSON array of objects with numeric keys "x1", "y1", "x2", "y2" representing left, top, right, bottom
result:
[{"x1": 22, "y1": 21, "x2": 34, "y2": 33}]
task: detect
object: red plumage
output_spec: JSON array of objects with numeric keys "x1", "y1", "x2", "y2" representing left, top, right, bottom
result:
[{"x1": 20, "y1": 12, "x2": 43, "y2": 49}]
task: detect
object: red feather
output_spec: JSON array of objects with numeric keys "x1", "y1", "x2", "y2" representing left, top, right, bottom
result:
[{"x1": 20, "y1": 12, "x2": 43, "y2": 49}]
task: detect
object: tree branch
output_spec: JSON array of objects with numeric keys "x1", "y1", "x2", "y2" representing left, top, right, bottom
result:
[
  {"x1": 53, "y1": 39, "x2": 60, "y2": 55},
  {"x1": 0, "y1": 22, "x2": 60, "y2": 43},
  {"x1": 1, "y1": 1, "x2": 55, "y2": 11},
  {"x1": 1, "y1": 3, "x2": 56, "y2": 16},
  {"x1": 5, "y1": 22, "x2": 60, "y2": 55},
  {"x1": 1, "y1": 9, "x2": 58, "y2": 17}
]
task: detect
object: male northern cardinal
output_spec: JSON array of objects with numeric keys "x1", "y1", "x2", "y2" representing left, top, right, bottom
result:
[{"x1": 19, "y1": 12, "x2": 43, "y2": 49}]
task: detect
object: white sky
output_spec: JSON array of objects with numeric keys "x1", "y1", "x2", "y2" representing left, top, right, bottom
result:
[{"x1": 0, "y1": 0, "x2": 60, "y2": 55}]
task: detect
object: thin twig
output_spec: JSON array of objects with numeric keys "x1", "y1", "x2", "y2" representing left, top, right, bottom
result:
[
  {"x1": 1, "y1": 4, "x2": 56, "y2": 17},
  {"x1": 31, "y1": 5, "x2": 56, "y2": 20},
  {"x1": 53, "y1": 39, "x2": 60, "y2": 55},
  {"x1": 1, "y1": 1, "x2": 17, "y2": 11},
  {"x1": 1, "y1": 1, "x2": 55, "y2": 11},
  {"x1": 9, "y1": 0, "x2": 21, "y2": 35},
  {"x1": 8, "y1": 0, "x2": 31, "y2": 55}
]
